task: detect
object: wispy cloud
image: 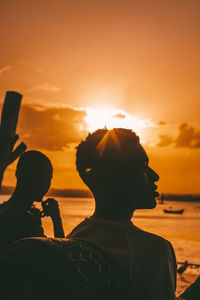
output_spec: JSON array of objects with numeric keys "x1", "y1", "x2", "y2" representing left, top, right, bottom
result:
[
  {"x1": 157, "y1": 134, "x2": 174, "y2": 147},
  {"x1": 112, "y1": 112, "x2": 127, "y2": 119},
  {"x1": 157, "y1": 120, "x2": 166, "y2": 125},
  {"x1": 0, "y1": 65, "x2": 11, "y2": 76},
  {"x1": 27, "y1": 83, "x2": 62, "y2": 92}
]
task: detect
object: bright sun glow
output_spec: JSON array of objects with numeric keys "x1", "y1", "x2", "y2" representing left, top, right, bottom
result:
[{"x1": 85, "y1": 107, "x2": 154, "y2": 141}]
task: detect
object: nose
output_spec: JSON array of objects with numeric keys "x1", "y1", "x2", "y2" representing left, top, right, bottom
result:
[{"x1": 148, "y1": 167, "x2": 159, "y2": 182}]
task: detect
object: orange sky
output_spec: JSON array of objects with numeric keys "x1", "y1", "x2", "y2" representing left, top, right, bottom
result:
[{"x1": 1, "y1": 0, "x2": 200, "y2": 193}]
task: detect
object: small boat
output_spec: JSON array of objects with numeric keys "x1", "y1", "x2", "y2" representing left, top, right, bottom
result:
[
  {"x1": 177, "y1": 261, "x2": 188, "y2": 274},
  {"x1": 163, "y1": 209, "x2": 184, "y2": 214},
  {"x1": 177, "y1": 261, "x2": 200, "y2": 271}
]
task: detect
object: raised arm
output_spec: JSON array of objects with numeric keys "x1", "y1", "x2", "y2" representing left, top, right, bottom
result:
[
  {"x1": 42, "y1": 198, "x2": 65, "y2": 238},
  {"x1": 0, "y1": 91, "x2": 26, "y2": 188},
  {"x1": 0, "y1": 134, "x2": 26, "y2": 188}
]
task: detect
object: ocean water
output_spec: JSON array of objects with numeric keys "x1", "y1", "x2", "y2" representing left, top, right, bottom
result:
[
  {"x1": 41, "y1": 197, "x2": 200, "y2": 294},
  {"x1": 1, "y1": 195, "x2": 199, "y2": 294}
]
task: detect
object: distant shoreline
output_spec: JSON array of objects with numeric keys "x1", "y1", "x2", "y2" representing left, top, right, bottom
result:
[
  {"x1": 0, "y1": 186, "x2": 93, "y2": 198},
  {"x1": 158, "y1": 193, "x2": 200, "y2": 202},
  {"x1": 1, "y1": 186, "x2": 200, "y2": 201}
]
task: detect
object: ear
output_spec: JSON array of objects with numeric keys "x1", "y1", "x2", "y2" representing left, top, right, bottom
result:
[
  {"x1": 80, "y1": 167, "x2": 94, "y2": 185},
  {"x1": 85, "y1": 167, "x2": 92, "y2": 173}
]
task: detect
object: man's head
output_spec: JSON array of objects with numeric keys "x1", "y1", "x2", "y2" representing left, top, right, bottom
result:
[
  {"x1": 76, "y1": 128, "x2": 159, "y2": 212},
  {"x1": 16, "y1": 150, "x2": 53, "y2": 203}
]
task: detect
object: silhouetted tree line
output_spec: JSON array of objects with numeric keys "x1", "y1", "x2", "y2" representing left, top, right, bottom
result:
[{"x1": 159, "y1": 193, "x2": 200, "y2": 202}]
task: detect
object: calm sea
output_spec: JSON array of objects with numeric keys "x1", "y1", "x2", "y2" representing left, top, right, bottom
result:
[{"x1": 1, "y1": 195, "x2": 199, "y2": 294}]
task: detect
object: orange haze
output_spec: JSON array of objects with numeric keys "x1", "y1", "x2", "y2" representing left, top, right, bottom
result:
[{"x1": 1, "y1": 0, "x2": 200, "y2": 193}]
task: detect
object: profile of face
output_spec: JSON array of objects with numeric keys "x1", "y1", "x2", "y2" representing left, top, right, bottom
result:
[
  {"x1": 77, "y1": 128, "x2": 159, "y2": 212},
  {"x1": 115, "y1": 143, "x2": 159, "y2": 210}
]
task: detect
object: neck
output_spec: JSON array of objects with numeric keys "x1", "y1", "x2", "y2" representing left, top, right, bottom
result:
[
  {"x1": 93, "y1": 208, "x2": 133, "y2": 221},
  {"x1": 92, "y1": 192, "x2": 134, "y2": 221},
  {"x1": 8, "y1": 185, "x2": 32, "y2": 210}
]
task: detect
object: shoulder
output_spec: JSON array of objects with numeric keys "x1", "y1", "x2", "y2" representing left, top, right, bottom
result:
[
  {"x1": 0, "y1": 237, "x2": 124, "y2": 300},
  {"x1": 130, "y1": 225, "x2": 174, "y2": 255},
  {"x1": 67, "y1": 217, "x2": 122, "y2": 238},
  {"x1": 67, "y1": 218, "x2": 94, "y2": 237},
  {"x1": 130, "y1": 227, "x2": 177, "y2": 287},
  {"x1": 0, "y1": 237, "x2": 59, "y2": 266}
]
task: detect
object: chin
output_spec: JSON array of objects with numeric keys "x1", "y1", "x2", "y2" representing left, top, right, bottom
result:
[
  {"x1": 135, "y1": 194, "x2": 157, "y2": 209},
  {"x1": 147, "y1": 195, "x2": 157, "y2": 208},
  {"x1": 149, "y1": 200, "x2": 157, "y2": 209},
  {"x1": 143, "y1": 202, "x2": 156, "y2": 209}
]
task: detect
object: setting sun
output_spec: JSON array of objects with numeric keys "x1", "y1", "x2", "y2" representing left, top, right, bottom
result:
[
  {"x1": 1, "y1": 0, "x2": 200, "y2": 195},
  {"x1": 85, "y1": 107, "x2": 154, "y2": 140}
]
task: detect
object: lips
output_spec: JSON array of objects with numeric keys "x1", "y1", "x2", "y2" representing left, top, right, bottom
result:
[
  {"x1": 154, "y1": 191, "x2": 160, "y2": 197},
  {"x1": 152, "y1": 185, "x2": 159, "y2": 197},
  {"x1": 153, "y1": 184, "x2": 157, "y2": 191}
]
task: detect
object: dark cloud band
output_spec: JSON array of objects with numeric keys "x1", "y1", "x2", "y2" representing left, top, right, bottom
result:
[
  {"x1": 17, "y1": 104, "x2": 88, "y2": 151},
  {"x1": 157, "y1": 123, "x2": 200, "y2": 149}
]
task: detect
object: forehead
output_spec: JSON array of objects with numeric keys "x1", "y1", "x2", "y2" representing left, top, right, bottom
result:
[{"x1": 124, "y1": 142, "x2": 149, "y2": 166}]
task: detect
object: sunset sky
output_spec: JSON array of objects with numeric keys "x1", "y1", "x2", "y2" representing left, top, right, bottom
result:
[{"x1": 1, "y1": 0, "x2": 200, "y2": 193}]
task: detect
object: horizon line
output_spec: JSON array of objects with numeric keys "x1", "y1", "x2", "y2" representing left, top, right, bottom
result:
[{"x1": 1, "y1": 186, "x2": 200, "y2": 201}]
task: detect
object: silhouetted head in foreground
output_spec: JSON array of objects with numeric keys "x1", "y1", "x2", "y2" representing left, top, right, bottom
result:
[
  {"x1": 13, "y1": 150, "x2": 53, "y2": 209},
  {"x1": 76, "y1": 128, "x2": 159, "y2": 219}
]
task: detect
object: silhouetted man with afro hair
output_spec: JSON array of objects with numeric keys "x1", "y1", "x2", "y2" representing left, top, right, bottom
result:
[{"x1": 68, "y1": 128, "x2": 177, "y2": 300}]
